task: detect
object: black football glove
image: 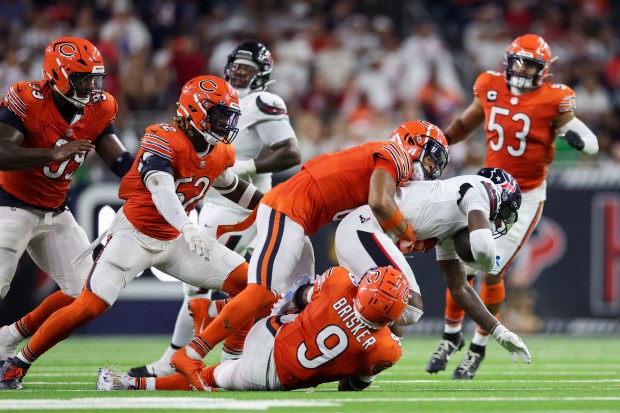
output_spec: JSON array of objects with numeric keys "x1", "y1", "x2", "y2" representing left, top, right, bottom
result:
[{"x1": 565, "y1": 130, "x2": 585, "y2": 151}]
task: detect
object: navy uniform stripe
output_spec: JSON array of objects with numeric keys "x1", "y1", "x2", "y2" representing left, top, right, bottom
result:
[{"x1": 356, "y1": 230, "x2": 403, "y2": 271}]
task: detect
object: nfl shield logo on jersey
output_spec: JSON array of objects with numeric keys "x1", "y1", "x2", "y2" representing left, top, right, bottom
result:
[
  {"x1": 199, "y1": 160, "x2": 206, "y2": 169},
  {"x1": 66, "y1": 129, "x2": 73, "y2": 137}
]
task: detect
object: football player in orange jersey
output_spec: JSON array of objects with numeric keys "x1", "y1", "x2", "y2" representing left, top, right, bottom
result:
[
  {"x1": 426, "y1": 34, "x2": 599, "y2": 379},
  {"x1": 169, "y1": 120, "x2": 449, "y2": 389},
  {"x1": 97, "y1": 266, "x2": 408, "y2": 392},
  {"x1": 0, "y1": 75, "x2": 264, "y2": 390},
  {"x1": 0, "y1": 37, "x2": 135, "y2": 362}
]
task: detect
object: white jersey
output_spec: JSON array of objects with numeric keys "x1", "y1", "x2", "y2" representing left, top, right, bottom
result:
[
  {"x1": 335, "y1": 174, "x2": 500, "y2": 291},
  {"x1": 396, "y1": 175, "x2": 498, "y2": 261},
  {"x1": 204, "y1": 89, "x2": 296, "y2": 207}
]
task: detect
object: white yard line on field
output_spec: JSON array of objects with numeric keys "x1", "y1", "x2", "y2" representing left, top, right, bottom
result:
[{"x1": 3, "y1": 396, "x2": 620, "y2": 410}]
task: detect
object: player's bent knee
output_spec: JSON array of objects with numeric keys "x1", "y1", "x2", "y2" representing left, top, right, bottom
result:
[{"x1": 87, "y1": 264, "x2": 131, "y2": 306}]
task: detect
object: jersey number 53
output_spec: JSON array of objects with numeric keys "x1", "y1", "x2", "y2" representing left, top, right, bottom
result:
[{"x1": 487, "y1": 106, "x2": 532, "y2": 157}]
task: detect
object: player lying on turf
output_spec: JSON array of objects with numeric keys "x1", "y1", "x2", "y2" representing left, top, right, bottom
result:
[{"x1": 98, "y1": 266, "x2": 409, "y2": 391}]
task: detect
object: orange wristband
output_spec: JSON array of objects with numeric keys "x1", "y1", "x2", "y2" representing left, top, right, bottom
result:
[
  {"x1": 379, "y1": 209, "x2": 404, "y2": 232},
  {"x1": 398, "y1": 222, "x2": 416, "y2": 242}
]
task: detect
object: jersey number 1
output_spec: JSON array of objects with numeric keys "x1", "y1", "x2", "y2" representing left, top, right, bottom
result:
[{"x1": 488, "y1": 106, "x2": 531, "y2": 157}]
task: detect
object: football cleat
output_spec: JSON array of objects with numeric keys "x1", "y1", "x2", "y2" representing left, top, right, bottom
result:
[
  {"x1": 452, "y1": 348, "x2": 485, "y2": 380},
  {"x1": 0, "y1": 358, "x2": 27, "y2": 390},
  {"x1": 0, "y1": 327, "x2": 19, "y2": 360},
  {"x1": 169, "y1": 348, "x2": 208, "y2": 391},
  {"x1": 96, "y1": 368, "x2": 139, "y2": 391},
  {"x1": 188, "y1": 298, "x2": 214, "y2": 335},
  {"x1": 426, "y1": 333, "x2": 465, "y2": 373},
  {"x1": 127, "y1": 360, "x2": 176, "y2": 378}
]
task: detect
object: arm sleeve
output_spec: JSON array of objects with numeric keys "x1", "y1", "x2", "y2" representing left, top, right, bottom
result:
[
  {"x1": 557, "y1": 116, "x2": 599, "y2": 155},
  {"x1": 212, "y1": 167, "x2": 237, "y2": 190},
  {"x1": 144, "y1": 171, "x2": 191, "y2": 232},
  {"x1": 469, "y1": 228, "x2": 497, "y2": 273}
]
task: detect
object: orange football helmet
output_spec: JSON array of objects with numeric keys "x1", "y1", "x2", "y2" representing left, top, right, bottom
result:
[
  {"x1": 353, "y1": 266, "x2": 411, "y2": 330},
  {"x1": 42, "y1": 37, "x2": 106, "y2": 107},
  {"x1": 176, "y1": 75, "x2": 241, "y2": 145},
  {"x1": 504, "y1": 34, "x2": 553, "y2": 89},
  {"x1": 389, "y1": 120, "x2": 449, "y2": 180}
]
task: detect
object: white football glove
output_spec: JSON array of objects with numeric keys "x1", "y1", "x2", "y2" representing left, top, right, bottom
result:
[
  {"x1": 271, "y1": 274, "x2": 312, "y2": 316},
  {"x1": 230, "y1": 159, "x2": 256, "y2": 180},
  {"x1": 492, "y1": 323, "x2": 531, "y2": 364},
  {"x1": 182, "y1": 223, "x2": 215, "y2": 259}
]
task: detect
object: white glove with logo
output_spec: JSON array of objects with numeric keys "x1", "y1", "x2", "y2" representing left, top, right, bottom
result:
[
  {"x1": 271, "y1": 274, "x2": 312, "y2": 316},
  {"x1": 230, "y1": 159, "x2": 256, "y2": 180},
  {"x1": 492, "y1": 323, "x2": 531, "y2": 363},
  {"x1": 182, "y1": 223, "x2": 214, "y2": 260}
]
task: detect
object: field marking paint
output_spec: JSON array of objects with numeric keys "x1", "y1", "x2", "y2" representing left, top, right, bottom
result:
[
  {"x1": 376, "y1": 379, "x2": 620, "y2": 383},
  {"x1": 1, "y1": 398, "x2": 338, "y2": 410},
  {"x1": 4, "y1": 396, "x2": 620, "y2": 410}
]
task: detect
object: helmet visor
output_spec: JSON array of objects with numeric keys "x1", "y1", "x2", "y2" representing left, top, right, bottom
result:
[
  {"x1": 206, "y1": 103, "x2": 241, "y2": 144},
  {"x1": 421, "y1": 139, "x2": 449, "y2": 180},
  {"x1": 506, "y1": 55, "x2": 544, "y2": 89},
  {"x1": 69, "y1": 72, "x2": 105, "y2": 98},
  {"x1": 493, "y1": 199, "x2": 518, "y2": 238}
]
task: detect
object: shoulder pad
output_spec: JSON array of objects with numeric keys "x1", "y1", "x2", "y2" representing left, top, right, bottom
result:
[
  {"x1": 2, "y1": 81, "x2": 47, "y2": 119},
  {"x1": 485, "y1": 70, "x2": 502, "y2": 76},
  {"x1": 93, "y1": 92, "x2": 118, "y2": 115},
  {"x1": 546, "y1": 83, "x2": 576, "y2": 113}
]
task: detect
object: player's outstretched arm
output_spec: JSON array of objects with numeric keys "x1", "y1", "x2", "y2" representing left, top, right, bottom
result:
[
  {"x1": 0, "y1": 121, "x2": 94, "y2": 171},
  {"x1": 554, "y1": 112, "x2": 599, "y2": 155},
  {"x1": 233, "y1": 138, "x2": 301, "y2": 177},
  {"x1": 443, "y1": 97, "x2": 485, "y2": 145},
  {"x1": 438, "y1": 259, "x2": 531, "y2": 364},
  {"x1": 213, "y1": 168, "x2": 263, "y2": 210},
  {"x1": 94, "y1": 133, "x2": 135, "y2": 178}
]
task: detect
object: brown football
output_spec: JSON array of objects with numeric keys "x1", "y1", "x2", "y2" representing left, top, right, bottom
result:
[{"x1": 453, "y1": 228, "x2": 475, "y2": 263}]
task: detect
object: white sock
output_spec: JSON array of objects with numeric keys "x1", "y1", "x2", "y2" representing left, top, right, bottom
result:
[
  {"x1": 444, "y1": 324, "x2": 462, "y2": 334},
  {"x1": 157, "y1": 346, "x2": 177, "y2": 364},
  {"x1": 170, "y1": 295, "x2": 194, "y2": 348},
  {"x1": 207, "y1": 302, "x2": 219, "y2": 319},
  {"x1": 145, "y1": 377, "x2": 157, "y2": 391},
  {"x1": 471, "y1": 331, "x2": 490, "y2": 346},
  {"x1": 16, "y1": 352, "x2": 32, "y2": 366},
  {"x1": 1, "y1": 324, "x2": 23, "y2": 344},
  {"x1": 185, "y1": 346, "x2": 203, "y2": 360}
]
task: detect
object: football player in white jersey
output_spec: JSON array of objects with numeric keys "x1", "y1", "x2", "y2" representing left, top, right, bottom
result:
[
  {"x1": 335, "y1": 167, "x2": 531, "y2": 364},
  {"x1": 127, "y1": 41, "x2": 301, "y2": 378}
]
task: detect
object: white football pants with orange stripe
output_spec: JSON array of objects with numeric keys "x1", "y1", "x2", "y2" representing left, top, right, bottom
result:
[{"x1": 248, "y1": 203, "x2": 315, "y2": 296}]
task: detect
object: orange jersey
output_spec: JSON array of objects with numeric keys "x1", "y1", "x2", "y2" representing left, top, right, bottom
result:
[
  {"x1": 0, "y1": 80, "x2": 117, "y2": 209},
  {"x1": 474, "y1": 71, "x2": 576, "y2": 191},
  {"x1": 274, "y1": 267, "x2": 402, "y2": 390},
  {"x1": 262, "y1": 142, "x2": 413, "y2": 234},
  {"x1": 119, "y1": 123, "x2": 235, "y2": 240}
]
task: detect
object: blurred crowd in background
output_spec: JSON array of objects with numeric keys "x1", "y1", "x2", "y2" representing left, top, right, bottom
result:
[{"x1": 0, "y1": 0, "x2": 619, "y2": 185}]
